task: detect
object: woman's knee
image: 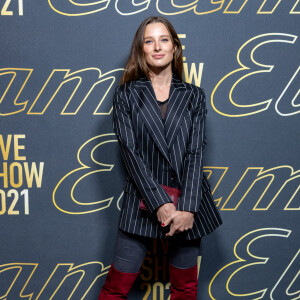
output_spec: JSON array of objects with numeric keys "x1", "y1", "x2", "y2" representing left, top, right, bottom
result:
[
  {"x1": 169, "y1": 238, "x2": 201, "y2": 269},
  {"x1": 112, "y1": 229, "x2": 149, "y2": 273}
]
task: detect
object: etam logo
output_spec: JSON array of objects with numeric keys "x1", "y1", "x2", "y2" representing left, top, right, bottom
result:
[{"x1": 47, "y1": 0, "x2": 300, "y2": 16}]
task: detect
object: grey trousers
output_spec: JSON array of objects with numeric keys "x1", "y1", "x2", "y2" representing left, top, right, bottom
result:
[{"x1": 112, "y1": 228, "x2": 201, "y2": 273}]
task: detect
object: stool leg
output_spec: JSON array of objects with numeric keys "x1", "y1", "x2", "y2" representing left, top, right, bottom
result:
[{"x1": 98, "y1": 264, "x2": 140, "y2": 299}]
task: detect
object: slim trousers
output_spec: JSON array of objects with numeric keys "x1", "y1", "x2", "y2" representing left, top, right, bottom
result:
[{"x1": 112, "y1": 228, "x2": 201, "y2": 273}]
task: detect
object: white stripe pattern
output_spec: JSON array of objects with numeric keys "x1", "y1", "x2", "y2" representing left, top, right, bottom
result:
[{"x1": 112, "y1": 74, "x2": 222, "y2": 240}]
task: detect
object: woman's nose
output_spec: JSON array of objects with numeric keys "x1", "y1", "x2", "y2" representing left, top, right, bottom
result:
[{"x1": 154, "y1": 41, "x2": 161, "y2": 51}]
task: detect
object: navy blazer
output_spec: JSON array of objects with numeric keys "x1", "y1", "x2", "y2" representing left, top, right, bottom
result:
[{"x1": 113, "y1": 74, "x2": 222, "y2": 240}]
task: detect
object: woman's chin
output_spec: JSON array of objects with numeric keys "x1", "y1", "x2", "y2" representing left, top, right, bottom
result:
[{"x1": 147, "y1": 63, "x2": 172, "y2": 74}]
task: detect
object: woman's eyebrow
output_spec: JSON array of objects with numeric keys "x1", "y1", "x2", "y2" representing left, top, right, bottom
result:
[{"x1": 144, "y1": 34, "x2": 170, "y2": 39}]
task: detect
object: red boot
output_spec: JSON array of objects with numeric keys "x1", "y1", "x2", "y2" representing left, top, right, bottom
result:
[
  {"x1": 169, "y1": 264, "x2": 198, "y2": 300},
  {"x1": 98, "y1": 264, "x2": 140, "y2": 299}
]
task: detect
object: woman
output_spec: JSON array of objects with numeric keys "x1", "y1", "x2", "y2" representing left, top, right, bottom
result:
[{"x1": 99, "y1": 16, "x2": 222, "y2": 299}]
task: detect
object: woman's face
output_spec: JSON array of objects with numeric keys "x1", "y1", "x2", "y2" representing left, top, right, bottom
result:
[{"x1": 143, "y1": 22, "x2": 176, "y2": 73}]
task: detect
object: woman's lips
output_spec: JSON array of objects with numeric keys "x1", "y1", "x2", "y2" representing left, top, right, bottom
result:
[{"x1": 152, "y1": 54, "x2": 165, "y2": 59}]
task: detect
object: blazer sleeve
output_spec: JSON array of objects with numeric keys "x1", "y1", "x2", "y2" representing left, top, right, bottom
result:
[
  {"x1": 177, "y1": 86, "x2": 207, "y2": 213},
  {"x1": 112, "y1": 84, "x2": 173, "y2": 213}
]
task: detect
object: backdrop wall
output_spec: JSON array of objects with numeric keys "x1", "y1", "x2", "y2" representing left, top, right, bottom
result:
[{"x1": 0, "y1": 1, "x2": 299, "y2": 299}]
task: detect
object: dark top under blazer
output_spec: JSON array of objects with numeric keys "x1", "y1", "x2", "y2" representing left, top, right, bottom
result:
[{"x1": 112, "y1": 74, "x2": 222, "y2": 240}]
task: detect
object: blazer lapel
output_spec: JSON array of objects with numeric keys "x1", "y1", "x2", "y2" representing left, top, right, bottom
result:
[
  {"x1": 164, "y1": 75, "x2": 190, "y2": 149},
  {"x1": 134, "y1": 74, "x2": 191, "y2": 165},
  {"x1": 134, "y1": 77, "x2": 171, "y2": 164}
]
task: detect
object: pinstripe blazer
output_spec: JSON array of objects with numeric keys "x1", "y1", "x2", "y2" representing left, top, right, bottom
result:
[{"x1": 112, "y1": 73, "x2": 222, "y2": 240}]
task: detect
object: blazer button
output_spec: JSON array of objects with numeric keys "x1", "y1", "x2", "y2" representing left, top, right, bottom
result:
[{"x1": 170, "y1": 170, "x2": 177, "y2": 182}]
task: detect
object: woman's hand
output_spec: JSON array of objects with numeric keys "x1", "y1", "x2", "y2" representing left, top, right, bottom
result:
[
  {"x1": 164, "y1": 211, "x2": 195, "y2": 236},
  {"x1": 156, "y1": 203, "x2": 176, "y2": 224}
]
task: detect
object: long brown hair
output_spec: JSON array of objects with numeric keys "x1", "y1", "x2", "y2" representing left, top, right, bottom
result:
[{"x1": 120, "y1": 16, "x2": 183, "y2": 85}]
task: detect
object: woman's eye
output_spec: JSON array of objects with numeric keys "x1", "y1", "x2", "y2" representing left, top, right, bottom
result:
[
  {"x1": 145, "y1": 40, "x2": 152, "y2": 44},
  {"x1": 162, "y1": 38, "x2": 169, "y2": 42}
]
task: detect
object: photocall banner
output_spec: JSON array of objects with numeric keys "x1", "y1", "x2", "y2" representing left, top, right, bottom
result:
[{"x1": 0, "y1": 1, "x2": 299, "y2": 299}]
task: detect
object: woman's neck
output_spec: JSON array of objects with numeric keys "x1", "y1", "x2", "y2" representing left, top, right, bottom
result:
[
  {"x1": 149, "y1": 68, "x2": 172, "y2": 89},
  {"x1": 149, "y1": 68, "x2": 172, "y2": 101}
]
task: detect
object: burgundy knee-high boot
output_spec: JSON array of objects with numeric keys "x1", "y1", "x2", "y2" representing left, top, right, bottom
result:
[
  {"x1": 98, "y1": 264, "x2": 140, "y2": 299},
  {"x1": 169, "y1": 264, "x2": 198, "y2": 300}
]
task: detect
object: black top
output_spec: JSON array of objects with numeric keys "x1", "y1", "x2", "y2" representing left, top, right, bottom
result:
[{"x1": 157, "y1": 98, "x2": 169, "y2": 123}]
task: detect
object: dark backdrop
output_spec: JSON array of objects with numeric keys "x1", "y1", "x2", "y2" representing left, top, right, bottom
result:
[{"x1": 0, "y1": 1, "x2": 299, "y2": 299}]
